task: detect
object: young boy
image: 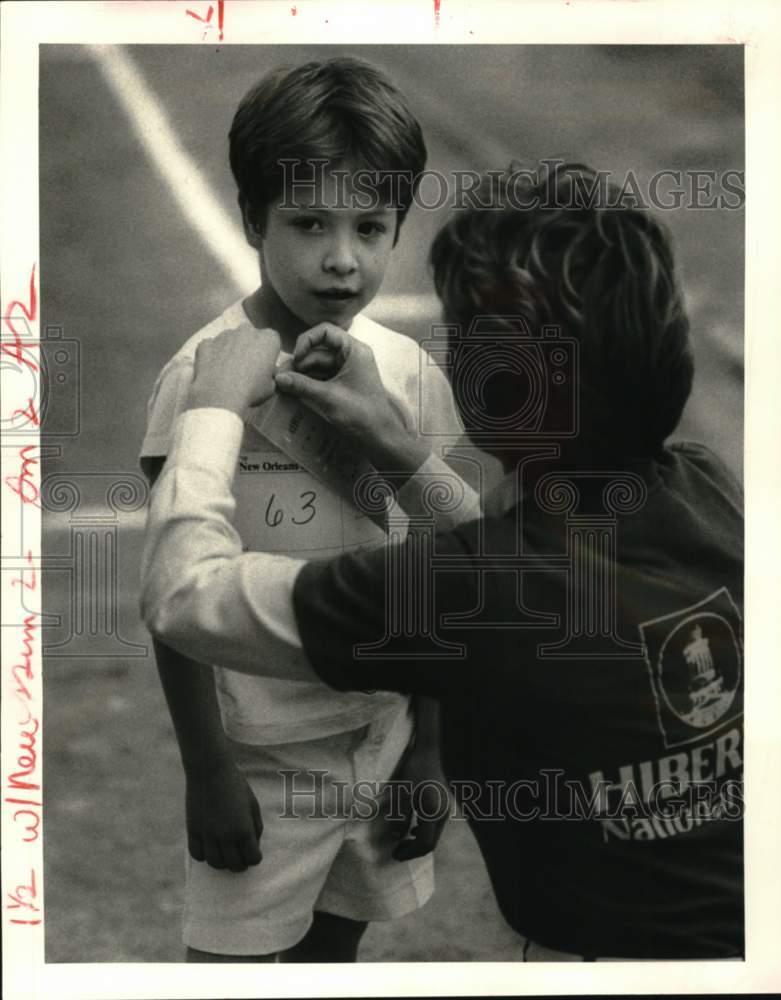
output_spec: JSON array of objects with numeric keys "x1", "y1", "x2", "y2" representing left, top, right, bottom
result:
[
  {"x1": 140, "y1": 58, "x2": 470, "y2": 962},
  {"x1": 142, "y1": 161, "x2": 744, "y2": 959}
]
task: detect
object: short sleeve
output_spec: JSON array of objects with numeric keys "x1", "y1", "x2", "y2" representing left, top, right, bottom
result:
[
  {"x1": 419, "y1": 348, "x2": 465, "y2": 452},
  {"x1": 139, "y1": 359, "x2": 194, "y2": 479},
  {"x1": 418, "y1": 346, "x2": 493, "y2": 497},
  {"x1": 292, "y1": 521, "x2": 480, "y2": 700}
]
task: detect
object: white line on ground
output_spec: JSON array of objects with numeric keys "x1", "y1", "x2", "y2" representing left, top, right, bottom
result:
[
  {"x1": 89, "y1": 44, "x2": 258, "y2": 291},
  {"x1": 88, "y1": 45, "x2": 439, "y2": 325}
]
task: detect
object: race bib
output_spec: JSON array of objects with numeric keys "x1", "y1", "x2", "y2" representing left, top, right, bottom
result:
[{"x1": 233, "y1": 417, "x2": 383, "y2": 557}]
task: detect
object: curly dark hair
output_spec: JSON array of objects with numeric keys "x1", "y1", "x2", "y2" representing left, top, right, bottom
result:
[{"x1": 430, "y1": 162, "x2": 694, "y2": 457}]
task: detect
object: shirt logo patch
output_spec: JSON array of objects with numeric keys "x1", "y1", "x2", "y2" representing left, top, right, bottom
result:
[{"x1": 639, "y1": 588, "x2": 742, "y2": 748}]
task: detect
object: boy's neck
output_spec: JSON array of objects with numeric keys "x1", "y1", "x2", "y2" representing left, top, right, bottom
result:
[{"x1": 242, "y1": 286, "x2": 354, "y2": 355}]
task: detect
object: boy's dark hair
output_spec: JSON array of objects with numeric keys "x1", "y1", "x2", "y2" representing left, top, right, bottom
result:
[
  {"x1": 430, "y1": 162, "x2": 694, "y2": 457},
  {"x1": 229, "y1": 57, "x2": 427, "y2": 238}
]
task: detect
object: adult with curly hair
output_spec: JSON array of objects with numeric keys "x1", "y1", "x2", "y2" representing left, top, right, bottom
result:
[{"x1": 142, "y1": 163, "x2": 743, "y2": 961}]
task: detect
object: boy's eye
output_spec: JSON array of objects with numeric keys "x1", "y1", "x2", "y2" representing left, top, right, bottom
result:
[
  {"x1": 292, "y1": 217, "x2": 324, "y2": 233},
  {"x1": 357, "y1": 220, "x2": 388, "y2": 238}
]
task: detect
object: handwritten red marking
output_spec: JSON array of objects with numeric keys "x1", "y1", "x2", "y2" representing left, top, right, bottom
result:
[
  {"x1": 4, "y1": 444, "x2": 41, "y2": 509},
  {"x1": 434, "y1": 0, "x2": 441, "y2": 26},
  {"x1": 1, "y1": 264, "x2": 38, "y2": 374},
  {"x1": 6, "y1": 869, "x2": 41, "y2": 922},
  {"x1": 291, "y1": 5, "x2": 297, "y2": 13},
  {"x1": 11, "y1": 397, "x2": 40, "y2": 427},
  {"x1": 186, "y1": 0, "x2": 225, "y2": 40},
  {"x1": 7, "y1": 714, "x2": 40, "y2": 794},
  {"x1": 6, "y1": 553, "x2": 42, "y2": 843},
  {"x1": 186, "y1": 4, "x2": 213, "y2": 23},
  {"x1": 10, "y1": 611, "x2": 36, "y2": 704},
  {"x1": 12, "y1": 809, "x2": 41, "y2": 842},
  {"x1": 4, "y1": 270, "x2": 43, "y2": 932}
]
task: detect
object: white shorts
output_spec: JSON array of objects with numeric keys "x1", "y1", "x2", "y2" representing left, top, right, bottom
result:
[{"x1": 183, "y1": 702, "x2": 434, "y2": 956}]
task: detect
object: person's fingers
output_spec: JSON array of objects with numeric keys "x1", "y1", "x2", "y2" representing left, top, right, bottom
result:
[
  {"x1": 385, "y1": 785, "x2": 415, "y2": 840},
  {"x1": 203, "y1": 838, "x2": 226, "y2": 870},
  {"x1": 392, "y1": 816, "x2": 447, "y2": 861},
  {"x1": 292, "y1": 323, "x2": 351, "y2": 366},
  {"x1": 295, "y1": 346, "x2": 343, "y2": 380},
  {"x1": 274, "y1": 370, "x2": 334, "y2": 414},
  {"x1": 237, "y1": 831, "x2": 262, "y2": 868},
  {"x1": 387, "y1": 807, "x2": 412, "y2": 839},
  {"x1": 221, "y1": 842, "x2": 247, "y2": 874},
  {"x1": 187, "y1": 833, "x2": 205, "y2": 863}
]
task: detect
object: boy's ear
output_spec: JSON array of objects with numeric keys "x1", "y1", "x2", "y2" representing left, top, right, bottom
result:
[{"x1": 239, "y1": 195, "x2": 263, "y2": 249}]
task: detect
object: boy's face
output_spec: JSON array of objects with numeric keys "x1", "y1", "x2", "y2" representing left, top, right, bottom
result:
[{"x1": 252, "y1": 167, "x2": 397, "y2": 332}]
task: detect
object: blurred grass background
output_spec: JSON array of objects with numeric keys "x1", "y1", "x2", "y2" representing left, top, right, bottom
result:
[{"x1": 40, "y1": 43, "x2": 743, "y2": 962}]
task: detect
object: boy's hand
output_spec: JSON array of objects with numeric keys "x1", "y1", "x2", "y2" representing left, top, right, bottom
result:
[
  {"x1": 188, "y1": 324, "x2": 281, "y2": 415},
  {"x1": 388, "y1": 741, "x2": 451, "y2": 862},
  {"x1": 185, "y1": 760, "x2": 263, "y2": 872}
]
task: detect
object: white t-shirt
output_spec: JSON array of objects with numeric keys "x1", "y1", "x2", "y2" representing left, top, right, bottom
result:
[{"x1": 140, "y1": 299, "x2": 466, "y2": 744}]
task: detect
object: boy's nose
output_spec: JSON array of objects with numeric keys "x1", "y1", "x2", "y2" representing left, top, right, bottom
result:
[{"x1": 322, "y1": 237, "x2": 358, "y2": 276}]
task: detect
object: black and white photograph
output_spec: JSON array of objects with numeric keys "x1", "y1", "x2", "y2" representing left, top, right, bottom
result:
[{"x1": 2, "y1": 2, "x2": 780, "y2": 998}]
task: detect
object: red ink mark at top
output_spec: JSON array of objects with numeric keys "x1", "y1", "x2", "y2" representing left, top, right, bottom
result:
[
  {"x1": 291, "y1": 5, "x2": 297, "y2": 14},
  {"x1": 2, "y1": 264, "x2": 38, "y2": 374},
  {"x1": 4, "y1": 444, "x2": 41, "y2": 509},
  {"x1": 434, "y1": 0, "x2": 441, "y2": 27},
  {"x1": 6, "y1": 869, "x2": 41, "y2": 924},
  {"x1": 185, "y1": 0, "x2": 225, "y2": 40}
]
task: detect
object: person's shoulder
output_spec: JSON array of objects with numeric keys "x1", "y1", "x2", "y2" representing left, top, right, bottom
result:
[
  {"x1": 350, "y1": 312, "x2": 422, "y2": 368},
  {"x1": 659, "y1": 440, "x2": 743, "y2": 535},
  {"x1": 664, "y1": 440, "x2": 743, "y2": 505},
  {"x1": 350, "y1": 312, "x2": 459, "y2": 424},
  {"x1": 158, "y1": 299, "x2": 248, "y2": 376},
  {"x1": 349, "y1": 313, "x2": 436, "y2": 424},
  {"x1": 140, "y1": 300, "x2": 248, "y2": 469}
]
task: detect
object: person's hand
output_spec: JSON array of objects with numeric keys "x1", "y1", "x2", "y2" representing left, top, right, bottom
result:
[
  {"x1": 274, "y1": 323, "x2": 429, "y2": 472},
  {"x1": 387, "y1": 739, "x2": 451, "y2": 862},
  {"x1": 188, "y1": 323, "x2": 281, "y2": 415},
  {"x1": 185, "y1": 760, "x2": 263, "y2": 873},
  {"x1": 275, "y1": 323, "x2": 397, "y2": 436}
]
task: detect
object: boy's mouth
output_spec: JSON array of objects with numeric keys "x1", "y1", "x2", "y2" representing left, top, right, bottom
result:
[{"x1": 314, "y1": 288, "x2": 360, "y2": 303}]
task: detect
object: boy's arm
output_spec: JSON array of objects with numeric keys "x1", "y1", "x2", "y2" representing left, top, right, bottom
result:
[{"x1": 146, "y1": 456, "x2": 262, "y2": 873}]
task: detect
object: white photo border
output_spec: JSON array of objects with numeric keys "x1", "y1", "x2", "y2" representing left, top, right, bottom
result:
[{"x1": 2, "y1": 1, "x2": 779, "y2": 997}]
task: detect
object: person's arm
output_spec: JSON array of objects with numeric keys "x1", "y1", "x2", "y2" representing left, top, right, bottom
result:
[
  {"x1": 146, "y1": 457, "x2": 262, "y2": 873},
  {"x1": 141, "y1": 407, "x2": 312, "y2": 675},
  {"x1": 276, "y1": 323, "x2": 481, "y2": 520},
  {"x1": 140, "y1": 324, "x2": 476, "y2": 691}
]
